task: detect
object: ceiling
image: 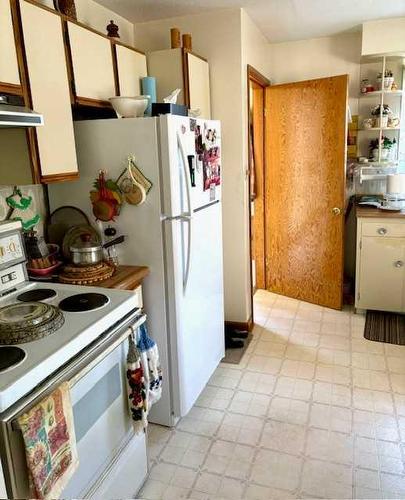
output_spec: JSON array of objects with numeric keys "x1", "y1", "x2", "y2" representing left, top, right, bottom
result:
[{"x1": 95, "y1": 0, "x2": 405, "y2": 43}]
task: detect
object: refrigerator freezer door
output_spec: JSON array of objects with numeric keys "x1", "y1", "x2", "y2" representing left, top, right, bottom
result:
[
  {"x1": 164, "y1": 201, "x2": 225, "y2": 417},
  {"x1": 160, "y1": 115, "x2": 221, "y2": 217}
]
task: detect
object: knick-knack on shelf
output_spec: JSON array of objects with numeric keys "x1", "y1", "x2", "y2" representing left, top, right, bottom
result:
[
  {"x1": 53, "y1": 0, "x2": 77, "y2": 20},
  {"x1": 107, "y1": 20, "x2": 120, "y2": 40}
]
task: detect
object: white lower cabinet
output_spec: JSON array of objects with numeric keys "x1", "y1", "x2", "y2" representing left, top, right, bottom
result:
[{"x1": 356, "y1": 217, "x2": 405, "y2": 312}]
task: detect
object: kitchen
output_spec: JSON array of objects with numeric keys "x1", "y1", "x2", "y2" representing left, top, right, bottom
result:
[{"x1": 1, "y1": 0, "x2": 405, "y2": 499}]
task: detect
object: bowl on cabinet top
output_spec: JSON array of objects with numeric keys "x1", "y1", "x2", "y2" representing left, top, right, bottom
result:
[{"x1": 109, "y1": 96, "x2": 150, "y2": 118}]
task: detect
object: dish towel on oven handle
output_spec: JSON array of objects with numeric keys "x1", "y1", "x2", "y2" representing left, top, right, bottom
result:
[
  {"x1": 17, "y1": 382, "x2": 79, "y2": 500},
  {"x1": 137, "y1": 323, "x2": 163, "y2": 407},
  {"x1": 126, "y1": 332, "x2": 147, "y2": 433}
]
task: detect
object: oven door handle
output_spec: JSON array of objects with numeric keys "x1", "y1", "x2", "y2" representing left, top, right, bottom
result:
[{"x1": 8, "y1": 311, "x2": 146, "y2": 431}]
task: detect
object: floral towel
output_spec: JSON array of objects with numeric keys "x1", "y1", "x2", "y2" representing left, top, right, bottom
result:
[
  {"x1": 17, "y1": 382, "x2": 78, "y2": 500},
  {"x1": 137, "y1": 323, "x2": 163, "y2": 407},
  {"x1": 126, "y1": 332, "x2": 147, "y2": 434}
]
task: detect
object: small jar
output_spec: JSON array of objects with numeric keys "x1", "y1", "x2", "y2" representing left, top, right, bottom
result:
[{"x1": 360, "y1": 79, "x2": 369, "y2": 94}]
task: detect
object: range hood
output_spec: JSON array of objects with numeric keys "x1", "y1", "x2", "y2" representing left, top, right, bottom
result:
[{"x1": 0, "y1": 96, "x2": 43, "y2": 128}]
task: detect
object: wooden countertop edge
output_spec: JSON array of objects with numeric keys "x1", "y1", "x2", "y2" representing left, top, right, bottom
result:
[
  {"x1": 94, "y1": 265, "x2": 150, "y2": 290},
  {"x1": 356, "y1": 206, "x2": 405, "y2": 219}
]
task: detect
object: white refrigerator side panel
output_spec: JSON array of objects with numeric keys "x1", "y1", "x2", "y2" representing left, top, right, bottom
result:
[
  {"x1": 48, "y1": 117, "x2": 174, "y2": 426},
  {"x1": 165, "y1": 203, "x2": 225, "y2": 417}
]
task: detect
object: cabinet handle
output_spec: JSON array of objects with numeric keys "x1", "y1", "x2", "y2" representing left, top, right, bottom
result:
[
  {"x1": 377, "y1": 228, "x2": 387, "y2": 235},
  {"x1": 395, "y1": 261, "x2": 404, "y2": 268},
  {"x1": 331, "y1": 207, "x2": 341, "y2": 216}
]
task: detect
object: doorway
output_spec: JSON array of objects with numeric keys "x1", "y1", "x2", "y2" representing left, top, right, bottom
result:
[{"x1": 247, "y1": 65, "x2": 270, "y2": 306}]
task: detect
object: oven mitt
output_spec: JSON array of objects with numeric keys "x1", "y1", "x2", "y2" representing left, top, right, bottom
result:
[
  {"x1": 137, "y1": 323, "x2": 163, "y2": 407},
  {"x1": 126, "y1": 332, "x2": 147, "y2": 433}
]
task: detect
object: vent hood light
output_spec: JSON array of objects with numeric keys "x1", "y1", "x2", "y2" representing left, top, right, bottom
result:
[{"x1": 0, "y1": 96, "x2": 43, "y2": 128}]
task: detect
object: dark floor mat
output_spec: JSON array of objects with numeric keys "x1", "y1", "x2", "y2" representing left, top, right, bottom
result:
[
  {"x1": 364, "y1": 310, "x2": 405, "y2": 345},
  {"x1": 222, "y1": 334, "x2": 253, "y2": 364}
]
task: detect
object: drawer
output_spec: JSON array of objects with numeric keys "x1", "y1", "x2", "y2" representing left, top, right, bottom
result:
[
  {"x1": 133, "y1": 285, "x2": 143, "y2": 308},
  {"x1": 361, "y1": 221, "x2": 405, "y2": 238}
]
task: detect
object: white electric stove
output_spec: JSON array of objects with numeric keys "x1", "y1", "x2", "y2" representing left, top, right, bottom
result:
[
  {"x1": 0, "y1": 221, "x2": 139, "y2": 413},
  {"x1": 0, "y1": 220, "x2": 148, "y2": 500}
]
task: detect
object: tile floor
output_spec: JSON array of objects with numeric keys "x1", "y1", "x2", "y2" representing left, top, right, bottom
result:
[{"x1": 138, "y1": 290, "x2": 405, "y2": 499}]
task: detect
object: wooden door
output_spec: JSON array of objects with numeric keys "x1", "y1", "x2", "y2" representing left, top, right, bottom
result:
[
  {"x1": 115, "y1": 45, "x2": 147, "y2": 96},
  {"x1": 265, "y1": 75, "x2": 347, "y2": 309}
]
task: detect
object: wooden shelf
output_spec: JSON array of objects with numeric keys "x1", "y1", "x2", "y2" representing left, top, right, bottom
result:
[
  {"x1": 358, "y1": 126, "x2": 401, "y2": 131},
  {"x1": 359, "y1": 90, "x2": 403, "y2": 98}
]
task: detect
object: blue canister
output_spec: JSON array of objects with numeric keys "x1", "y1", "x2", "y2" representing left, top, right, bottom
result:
[{"x1": 141, "y1": 77, "x2": 157, "y2": 116}]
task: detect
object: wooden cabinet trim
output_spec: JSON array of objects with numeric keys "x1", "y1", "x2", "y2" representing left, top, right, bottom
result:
[
  {"x1": 112, "y1": 39, "x2": 145, "y2": 55},
  {"x1": 75, "y1": 96, "x2": 112, "y2": 108},
  {"x1": 182, "y1": 49, "x2": 191, "y2": 107},
  {"x1": 60, "y1": 19, "x2": 75, "y2": 104},
  {"x1": 22, "y1": 0, "x2": 145, "y2": 54},
  {"x1": 111, "y1": 42, "x2": 120, "y2": 96},
  {"x1": 41, "y1": 171, "x2": 79, "y2": 183},
  {"x1": 0, "y1": 82, "x2": 23, "y2": 96}
]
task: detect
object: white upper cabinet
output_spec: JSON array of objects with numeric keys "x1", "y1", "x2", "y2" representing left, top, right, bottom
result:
[
  {"x1": 68, "y1": 21, "x2": 115, "y2": 102},
  {"x1": 187, "y1": 53, "x2": 211, "y2": 119},
  {"x1": 0, "y1": 1, "x2": 20, "y2": 87},
  {"x1": 20, "y1": 1, "x2": 78, "y2": 179},
  {"x1": 116, "y1": 45, "x2": 147, "y2": 96},
  {"x1": 147, "y1": 48, "x2": 211, "y2": 118}
]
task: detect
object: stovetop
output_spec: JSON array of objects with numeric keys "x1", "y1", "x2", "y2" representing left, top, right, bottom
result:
[{"x1": 0, "y1": 281, "x2": 139, "y2": 412}]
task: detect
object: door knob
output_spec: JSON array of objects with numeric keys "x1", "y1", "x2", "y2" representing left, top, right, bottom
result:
[
  {"x1": 332, "y1": 207, "x2": 341, "y2": 216},
  {"x1": 395, "y1": 261, "x2": 404, "y2": 268}
]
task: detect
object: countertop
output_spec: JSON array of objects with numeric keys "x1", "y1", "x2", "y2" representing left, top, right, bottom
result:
[
  {"x1": 90, "y1": 265, "x2": 149, "y2": 290},
  {"x1": 356, "y1": 206, "x2": 405, "y2": 219}
]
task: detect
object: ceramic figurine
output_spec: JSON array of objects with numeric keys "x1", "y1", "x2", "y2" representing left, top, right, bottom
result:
[
  {"x1": 107, "y1": 20, "x2": 120, "y2": 40},
  {"x1": 53, "y1": 0, "x2": 76, "y2": 20}
]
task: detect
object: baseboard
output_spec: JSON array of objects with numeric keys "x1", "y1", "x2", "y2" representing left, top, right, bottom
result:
[{"x1": 225, "y1": 316, "x2": 254, "y2": 333}]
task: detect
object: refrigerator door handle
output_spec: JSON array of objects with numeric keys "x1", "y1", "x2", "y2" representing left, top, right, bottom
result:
[
  {"x1": 177, "y1": 131, "x2": 193, "y2": 292},
  {"x1": 183, "y1": 216, "x2": 192, "y2": 292},
  {"x1": 176, "y1": 131, "x2": 193, "y2": 218}
]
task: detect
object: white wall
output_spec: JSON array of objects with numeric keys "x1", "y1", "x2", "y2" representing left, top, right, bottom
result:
[
  {"x1": 36, "y1": 0, "x2": 134, "y2": 45},
  {"x1": 269, "y1": 33, "x2": 361, "y2": 114},
  {"x1": 134, "y1": 9, "x2": 271, "y2": 323},
  {"x1": 362, "y1": 17, "x2": 405, "y2": 56}
]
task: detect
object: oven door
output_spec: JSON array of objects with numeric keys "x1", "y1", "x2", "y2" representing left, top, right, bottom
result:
[{"x1": 0, "y1": 310, "x2": 148, "y2": 499}]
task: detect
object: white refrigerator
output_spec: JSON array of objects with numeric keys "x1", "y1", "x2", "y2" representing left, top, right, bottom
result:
[{"x1": 49, "y1": 115, "x2": 225, "y2": 426}]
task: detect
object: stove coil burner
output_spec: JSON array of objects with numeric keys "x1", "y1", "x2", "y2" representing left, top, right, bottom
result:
[
  {"x1": 17, "y1": 289, "x2": 57, "y2": 302},
  {"x1": 0, "y1": 346, "x2": 26, "y2": 372},
  {"x1": 59, "y1": 293, "x2": 109, "y2": 312}
]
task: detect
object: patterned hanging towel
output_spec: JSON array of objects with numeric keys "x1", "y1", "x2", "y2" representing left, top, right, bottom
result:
[
  {"x1": 126, "y1": 331, "x2": 147, "y2": 433},
  {"x1": 137, "y1": 323, "x2": 163, "y2": 407},
  {"x1": 17, "y1": 382, "x2": 78, "y2": 500}
]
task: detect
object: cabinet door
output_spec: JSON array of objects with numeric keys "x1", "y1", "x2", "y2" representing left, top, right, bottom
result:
[
  {"x1": 116, "y1": 45, "x2": 147, "y2": 96},
  {"x1": 0, "y1": 0, "x2": 20, "y2": 89},
  {"x1": 186, "y1": 53, "x2": 211, "y2": 119},
  {"x1": 68, "y1": 22, "x2": 115, "y2": 103},
  {"x1": 358, "y1": 236, "x2": 405, "y2": 312},
  {"x1": 20, "y1": 1, "x2": 78, "y2": 180}
]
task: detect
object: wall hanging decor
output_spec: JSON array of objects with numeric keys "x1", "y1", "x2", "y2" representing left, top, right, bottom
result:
[
  {"x1": 5, "y1": 186, "x2": 41, "y2": 231},
  {"x1": 116, "y1": 156, "x2": 152, "y2": 206},
  {"x1": 90, "y1": 170, "x2": 124, "y2": 222},
  {"x1": 53, "y1": 0, "x2": 77, "y2": 20}
]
